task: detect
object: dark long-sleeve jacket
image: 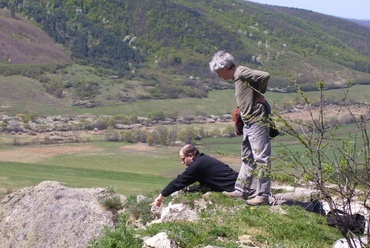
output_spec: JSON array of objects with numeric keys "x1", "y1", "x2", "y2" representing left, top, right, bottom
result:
[{"x1": 161, "y1": 153, "x2": 238, "y2": 197}]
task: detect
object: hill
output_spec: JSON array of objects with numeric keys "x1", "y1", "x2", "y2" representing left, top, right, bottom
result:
[
  {"x1": 0, "y1": 0, "x2": 369, "y2": 116},
  {"x1": 349, "y1": 19, "x2": 370, "y2": 28},
  {"x1": 0, "y1": 9, "x2": 70, "y2": 65}
]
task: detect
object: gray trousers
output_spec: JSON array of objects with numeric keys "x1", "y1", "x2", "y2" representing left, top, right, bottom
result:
[
  {"x1": 235, "y1": 121, "x2": 271, "y2": 198},
  {"x1": 268, "y1": 190, "x2": 325, "y2": 214}
]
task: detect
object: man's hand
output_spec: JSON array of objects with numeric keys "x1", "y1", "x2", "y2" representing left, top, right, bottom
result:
[{"x1": 150, "y1": 193, "x2": 164, "y2": 207}]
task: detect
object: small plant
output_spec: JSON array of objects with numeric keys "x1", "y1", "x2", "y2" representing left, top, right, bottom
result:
[
  {"x1": 100, "y1": 195, "x2": 122, "y2": 211},
  {"x1": 124, "y1": 195, "x2": 154, "y2": 224},
  {"x1": 100, "y1": 195, "x2": 123, "y2": 211},
  {"x1": 87, "y1": 214, "x2": 142, "y2": 248},
  {"x1": 105, "y1": 186, "x2": 116, "y2": 194}
]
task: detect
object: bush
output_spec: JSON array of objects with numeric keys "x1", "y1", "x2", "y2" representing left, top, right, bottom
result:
[
  {"x1": 87, "y1": 214, "x2": 142, "y2": 248},
  {"x1": 99, "y1": 195, "x2": 123, "y2": 211},
  {"x1": 273, "y1": 80, "x2": 370, "y2": 243}
]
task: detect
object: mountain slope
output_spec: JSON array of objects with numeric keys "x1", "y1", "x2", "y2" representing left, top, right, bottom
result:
[
  {"x1": 0, "y1": 0, "x2": 369, "y2": 116},
  {"x1": 0, "y1": 9, "x2": 70, "y2": 65},
  {"x1": 8, "y1": 1, "x2": 370, "y2": 80}
]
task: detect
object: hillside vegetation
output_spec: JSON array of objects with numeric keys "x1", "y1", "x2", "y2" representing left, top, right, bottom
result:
[{"x1": 0, "y1": 0, "x2": 369, "y2": 116}]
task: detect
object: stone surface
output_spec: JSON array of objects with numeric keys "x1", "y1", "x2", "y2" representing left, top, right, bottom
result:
[{"x1": 0, "y1": 181, "x2": 123, "y2": 248}]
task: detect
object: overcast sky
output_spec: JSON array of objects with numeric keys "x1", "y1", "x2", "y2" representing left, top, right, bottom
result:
[{"x1": 247, "y1": 0, "x2": 370, "y2": 20}]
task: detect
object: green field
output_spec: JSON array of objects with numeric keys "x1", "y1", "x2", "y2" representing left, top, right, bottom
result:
[
  {"x1": 71, "y1": 84, "x2": 370, "y2": 117},
  {"x1": 1, "y1": 68, "x2": 368, "y2": 117},
  {"x1": 0, "y1": 137, "x2": 243, "y2": 197},
  {"x1": 0, "y1": 131, "x2": 357, "y2": 247},
  {"x1": 0, "y1": 142, "x2": 183, "y2": 196},
  {"x1": 0, "y1": 119, "x2": 365, "y2": 198},
  {"x1": 0, "y1": 83, "x2": 368, "y2": 198}
]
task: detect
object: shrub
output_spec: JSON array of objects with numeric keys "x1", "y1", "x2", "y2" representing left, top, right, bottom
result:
[
  {"x1": 273, "y1": 80, "x2": 370, "y2": 244},
  {"x1": 99, "y1": 195, "x2": 123, "y2": 211},
  {"x1": 87, "y1": 214, "x2": 142, "y2": 248}
]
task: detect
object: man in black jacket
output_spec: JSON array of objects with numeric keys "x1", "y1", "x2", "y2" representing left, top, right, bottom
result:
[{"x1": 151, "y1": 144, "x2": 239, "y2": 207}]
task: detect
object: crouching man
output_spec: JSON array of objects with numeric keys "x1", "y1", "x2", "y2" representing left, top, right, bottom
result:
[{"x1": 151, "y1": 144, "x2": 238, "y2": 207}]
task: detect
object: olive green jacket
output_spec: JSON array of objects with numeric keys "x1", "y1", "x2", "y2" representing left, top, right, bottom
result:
[{"x1": 233, "y1": 65, "x2": 270, "y2": 124}]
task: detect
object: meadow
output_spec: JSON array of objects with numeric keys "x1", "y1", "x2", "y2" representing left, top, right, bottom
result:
[
  {"x1": 1, "y1": 67, "x2": 369, "y2": 117},
  {"x1": 0, "y1": 83, "x2": 368, "y2": 198},
  {"x1": 0, "y1": 97, "x2": 365, "y2": 247},
  {"x1": 1, "y1": 133, "x2": 352, "y2": 247},
  {"x1": 0, "y1": 119, "x2": 363, "y2": 199}
]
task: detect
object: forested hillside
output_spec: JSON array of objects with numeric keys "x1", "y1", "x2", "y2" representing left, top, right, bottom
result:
[{"x1": 1, "y1": 0, "x2": 370, "y2": 108}]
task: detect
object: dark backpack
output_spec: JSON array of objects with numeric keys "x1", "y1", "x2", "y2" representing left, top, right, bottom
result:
[{"x1": 327, "y1": 209, "x2": 366, "y2": 234}]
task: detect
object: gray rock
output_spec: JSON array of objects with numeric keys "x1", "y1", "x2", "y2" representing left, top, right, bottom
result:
[
  {"x1": 143, "y1": 232, "x2": 177, "y2": 248},
  {"x1": 0, "y1": 181, "x2": 121, "y2": 248}
]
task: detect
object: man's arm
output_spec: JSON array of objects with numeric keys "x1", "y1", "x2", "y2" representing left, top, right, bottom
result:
[
  {"x1": 151, "y1": 193, "x2": 164, "y2": 207},
  {"x1": 150, "y1": 166, "x2": 198, "y2": 207}
]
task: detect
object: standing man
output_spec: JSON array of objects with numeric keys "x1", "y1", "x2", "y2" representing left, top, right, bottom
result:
[
  {"x1": 209, "y1": 51, "x2": 272, "y2": 205},
  {"x1": 151, "y1": 144, "x2": 238, "y2": 207}
]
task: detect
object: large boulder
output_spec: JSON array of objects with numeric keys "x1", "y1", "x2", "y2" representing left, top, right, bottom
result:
[{"x1": 0, "y1": 181, "x2": 123, "y2": 248}]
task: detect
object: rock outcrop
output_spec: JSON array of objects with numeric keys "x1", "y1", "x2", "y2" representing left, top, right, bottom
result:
[{"x1": 0, "y1": 181, "x2": 122, "y2": 248}]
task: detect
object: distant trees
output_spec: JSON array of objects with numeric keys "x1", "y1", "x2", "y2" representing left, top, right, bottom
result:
[
  {"x1": 18, "y1": 0, "x2": 143, "y2": 76},
  {"x1": 5, "y1": 0, "x2": 22, "y2": 18},
  {"x1": 119, "y1": 124, "x2": 235, "y2": 146},
  {"x1": 3, "y1": 0, "x2": 369, "y2": 102}
]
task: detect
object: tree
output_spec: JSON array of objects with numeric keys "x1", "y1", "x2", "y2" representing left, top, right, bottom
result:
[
  {"x1": 273, "y1": 81, "x2": 369, "y2": 247},
  {"x1": 8, "y1": 0, "x2": 22, "y2": 18}
]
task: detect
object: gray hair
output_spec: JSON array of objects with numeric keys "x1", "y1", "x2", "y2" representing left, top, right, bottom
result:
[{"x1": 209, "y1": 51, "x2": 235, "y2": 72}]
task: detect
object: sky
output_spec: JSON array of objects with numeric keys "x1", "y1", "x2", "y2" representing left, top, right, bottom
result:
[{"x1": 247, "y1": 0, "x2": 370, "y2": 20}]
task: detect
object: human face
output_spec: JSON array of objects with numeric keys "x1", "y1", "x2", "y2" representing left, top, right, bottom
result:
[
  {"x1": 216, "y1": 67, "x2": 229, "y2": 80},
  {"x1": 179, "y1": 151, "x2": 193, "y2": 166}
]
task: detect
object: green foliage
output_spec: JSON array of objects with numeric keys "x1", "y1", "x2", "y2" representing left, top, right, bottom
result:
[
  {"x1": 124, "y1": 195, "x2": 154, "y2": 225},
  {"x1": 99, "y1": 186, "x2": 123, "y2": 211},
  {"x1": 121, "y1": 130, "x2": 134, "y2": 143},
  {"x1": 0, "y1": 64, "x2": 66, "y2": 78},
  {"x1": 73, "y1": 81, "x2": 100, "y2": 98},
  {"x1": 11, "y1": 0, "x2": 370, "y2": 100},
  {"x1": 18, "y1": 2, "x2": 143, "y2": 76},
  {"x1": 222, "y1": 124, "x2": 235, "y2": 137},
  {"x1": 99, "y1": 195, "x2": 123, "y2": 211},
  {"x1": 105, "y1": 126, "x2": 121, "y2": 142},
  {"x1": 87, "y1": 214, "x2": 142, "y2": 248},
  {"x1": 178, "y1": 126, "x2": 198, "y2": 144},
  {"x1": 209, "y1": 128, "x2": 222, "y2": 137},
  {"x1": 141, "y1": 192, "x2": 339, "y2": 248},
  {"x1": 148, "y1": 111, "x2": 166, "y2": 121},
  {"x1": 272, "y1": 79, "x2": 370, "y2": 242},
  {"x1": 16, "y1": 111, "x2": 38, "y2": 123}
]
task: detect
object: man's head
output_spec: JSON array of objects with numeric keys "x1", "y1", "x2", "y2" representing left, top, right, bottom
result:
[
  {"x1": 209, "y1": 51, "x2": 236, "y2": 80},
  {"x1": 179, "y1": 144, "x2": 199, "y2": 166}
]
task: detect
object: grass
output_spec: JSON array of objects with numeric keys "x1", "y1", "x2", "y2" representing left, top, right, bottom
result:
[
  {"x1": 0, "y1": 124, "x2": 361, "y2": 247},
  {"x1": 1, "y1": 64, "x2": 369, "y2": 117},
  {"x1": 0, "y1": 120, "x2": 365, "y2": 197},
  {"x1": 72, "y1": 84, "x2": 370, "y2": 117},
  {"x1": 0, "y1": 141, "x2": 186, "y2": 196},
  {"x1": 37, "y1": 142, "x2": 181, "y2": 175},
  {"x1": 91, "y1": 192, "x2": 343, "y2": 248},
  {"x1": 0, "y1": 160, "x2": 170, "y2": 196},
  {"x1": 0, "y1": 75, "x2": 73, "y2": 115}
]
